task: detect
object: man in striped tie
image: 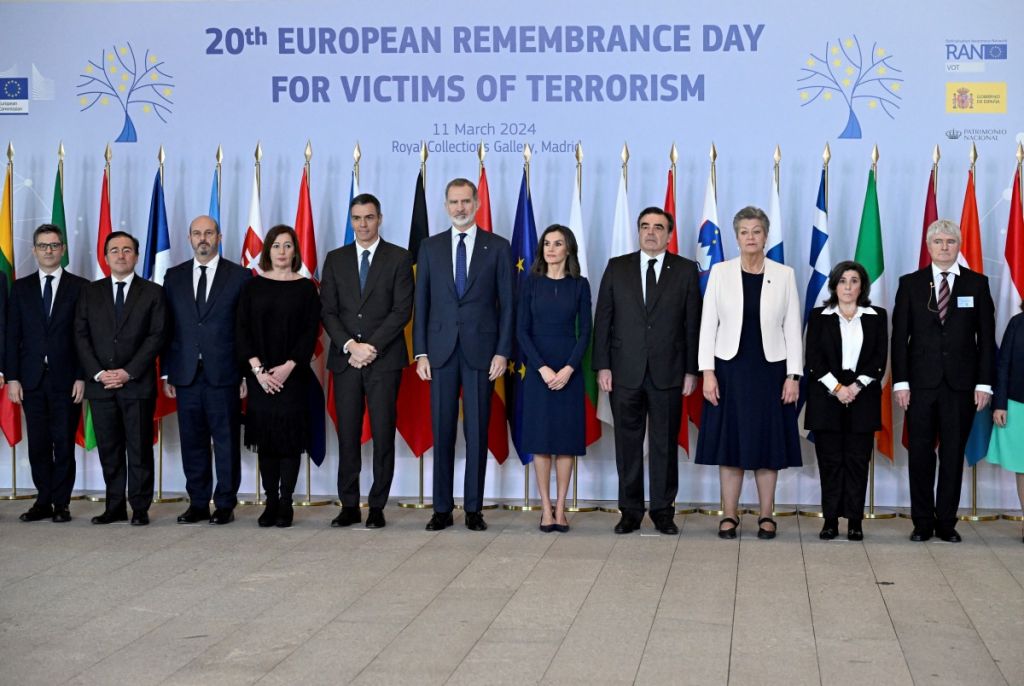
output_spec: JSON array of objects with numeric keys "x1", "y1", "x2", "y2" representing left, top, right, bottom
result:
[{"x1": 892, "y1": 219, "x2": 996, "y2": 543}]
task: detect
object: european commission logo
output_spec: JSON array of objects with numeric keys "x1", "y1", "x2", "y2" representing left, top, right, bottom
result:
[
  {"x1": 797, "y1": 35, "x2": 904, "y2": 139},
  {"x1": 77, "y1": 42, "x2": 175, "y2": 143},
  {"x1": 0, "y1": 78, "x2": 29, "y2": 114}
]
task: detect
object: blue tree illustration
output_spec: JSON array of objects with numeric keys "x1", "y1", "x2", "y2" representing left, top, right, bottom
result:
[
  {"x1": 77, "y1": 43, "x2": 174, "y2": 143},
  {"x1": 798, "y1": 36, "x2": 903, "y2": 139}
]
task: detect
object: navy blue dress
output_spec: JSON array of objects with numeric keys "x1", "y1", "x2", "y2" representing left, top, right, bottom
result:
[
  {"x1": 517, "y1": 274, "x2": 592, "y2": 456},
  {"x1": 695, "y1": 271, "x2": 802, "y2": 469}
]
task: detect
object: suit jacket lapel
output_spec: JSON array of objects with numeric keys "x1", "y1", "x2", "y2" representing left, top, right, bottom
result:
[
  {"x1": 116, "y1": 277, "x2": 142, "y2": 332},
  {"x1": 646, "y1": 254, "x2": 673, "y2": 313},
  {"x1": 628, "y1": 252, "x2": 645, "y2": 311},
  {"x1": 441, "y1": 229, "x2": 457, "y2": 298},
  {"x1": 465, "y1": 230, "x2": 487, "y2": 294},
  {"x1": 48, "y1": 273, "x2": 75, "y2": 327},
  {"x1": 199, "y1": 262, "x2": 228, "y2": 318}
]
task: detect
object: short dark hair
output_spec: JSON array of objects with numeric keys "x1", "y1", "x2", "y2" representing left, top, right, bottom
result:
[
  {"x1": 350, "y1": 193, "x2": 381, "y2": 214},
  {"x1": 636, "y1": 207, "x2": 674, "y2": 234},
  {"x1": 259, "y1": 225, "x2": 302, "y2": 273},
  {"x1": 444, "y1": 177, "x2": 477, "y2": 200},
  {"x1": 104, "y1": 231, "x2": 139, "y2": 254},
  {"x1": 823, "y1": 260, "x2": 872, "y2": 308},
  {"x1": 530, "y1": 224, "x2": 582, "y2": 278},
  {"x1": 33, "y1": 223, "x2": 64, "y2": 245}
]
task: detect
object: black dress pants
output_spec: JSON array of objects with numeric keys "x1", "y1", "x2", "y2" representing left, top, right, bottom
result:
[
  {"x1": 814, "y1": 412, "x2": 873, "y2": 521},
  {"x1": 23, "y1": 371, "x2": 79, "y2": 508}
]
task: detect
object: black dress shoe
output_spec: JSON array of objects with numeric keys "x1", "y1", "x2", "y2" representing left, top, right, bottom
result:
[
  {"x1": 130, "y1": 511, "x2": 150, "y2": 526},
  {"x1": 210, "y1": 509, "x2": 235, "y2": 525},
  {"x1": 257, "y1": 500, "x2": 279, "y2": 527},
  {"x1": 718, "y1": 517, "x2": 739, "y2": 539},
  {"x1": 52, "y1": 507, "x2": 72, "y2": 523},
  {"x1": 331, "y1": 506, "x2": 362, "y2": 527},
  {"x1": 909, "y1": 528, "x2": 932, "y2": 542},
  {"x1": 655, "y1": 516, "x2": 679, "y2": 535},
  {"x1": 275, "y1": 502, "x2": 294, "y2": 528},
  {"x1": 820, "y1": 519, "x2": 839, "y2": 540},
  {"x1": 19, "y1": 504, "x2": 53, "y2": 522},
  {"x1": 847, "y1": 528, "x2": 864, "y2": 541},
  {"x1": 91, "y1": 510, "x2": 128, "y2": 525},
  {"x1": 757, "y1": 517, "x2": 777, "y2": 540},
  {"x1": 177, "y1": 507, "x2": 211, "y2": 524},
  {"x1": 614, "y1": 515, "x2": 639, "y2": 534},
  {"x1": 552, "y1": 523, "x2": 570, "y2": 533},
  {"x1": 365, "y1": 508, "x2": 386, "y2": 529},
  {"x1": 425, "y1": 512, "x2": 454, "y2": 531},
  {"x1": 936, "y1": 529, "x2": 962, "y2": 543},
  {"x1": 465, "y1": 511, "x2": 488, "y2": 531}
]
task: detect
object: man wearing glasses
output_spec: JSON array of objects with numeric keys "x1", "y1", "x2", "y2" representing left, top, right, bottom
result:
[
  {"x1": 75, "y1": 232, "x2": 167, "y2": 525},
  {"x1": 6, "y1": 225, "x2": 87, "y2": 522}
]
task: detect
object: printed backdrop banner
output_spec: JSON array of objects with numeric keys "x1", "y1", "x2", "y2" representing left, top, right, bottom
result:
[{"x1": 1, "y1": 0, "x2": 1022, "y2": 506}]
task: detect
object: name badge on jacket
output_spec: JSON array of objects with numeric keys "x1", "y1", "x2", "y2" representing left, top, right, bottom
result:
[{"x1": 957, "y1": 296, "x2": 974, "y2": 308}]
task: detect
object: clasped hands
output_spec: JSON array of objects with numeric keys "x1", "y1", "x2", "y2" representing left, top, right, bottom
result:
[
  {"x1": 538, "y1": 365, "x2": 574, "y2": 391},
  {"x1": 98, "y1": 368, "x2": 131, "y2": 390},
  {"x1": 255, "y1": 361, "x2": 295, "y2": 395},
  {"x1": 347, "y1": 342, "x2": 378, "y2": 369}
]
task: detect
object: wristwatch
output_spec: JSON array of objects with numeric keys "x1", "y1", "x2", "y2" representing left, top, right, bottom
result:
[{"x1": 787, "y1": 374, "x2": 801, "y2": 381}]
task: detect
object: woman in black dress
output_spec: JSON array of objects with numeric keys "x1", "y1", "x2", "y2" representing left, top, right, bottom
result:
[
  {"x1": 236, "y1": 224, "x2": 321, "y2": 528},
  {"x1": 805, "y1": 261, "x2": 887, "y2": 541},
  {"x1": 695, "y1": 206, "x2": 803, "y2": 539},
  {"x1": 517, "y1": 225, "x2": 592, "y2": 533}
]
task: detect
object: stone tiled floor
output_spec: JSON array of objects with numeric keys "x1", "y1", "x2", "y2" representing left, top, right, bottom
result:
[{"x1": 1, "y1": 500, "x2": 1022, "y2": 685}]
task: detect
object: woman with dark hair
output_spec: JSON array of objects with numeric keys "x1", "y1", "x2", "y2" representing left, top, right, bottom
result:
[
  {"x1": 987, "y1": 303, "x2": 1024, "y2": 543},
  {"x1": 804, "y1": 260, "x2": 888, "y2": 541},
  {"x1": 236, "y1": 224, "x2": 321, "y2": 527},
  {"x1": 517, "y1": 224, "x2": 591, "y2": 532}
]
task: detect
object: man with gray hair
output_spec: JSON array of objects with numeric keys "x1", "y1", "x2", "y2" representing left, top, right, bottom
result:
[{"x1": 892, "y1": 218, "x2": 995, "y2": 542}]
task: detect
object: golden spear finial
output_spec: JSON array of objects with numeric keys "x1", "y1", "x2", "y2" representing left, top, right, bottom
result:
[
  {"x1": 871, "y1": 144, "x2": 879, "y2": 174},
  {"x1": 477, "y1": 140, "x2": 485, "y2": 166},
  {"x1": 104, "y1": 142, "x2": 112, "y2": 165},
  {"x1": 304, "y1": 139, "x2": 312, "y2": 164},
  {"x1": 215, "y1": 144, "x2": 223, "y2": 165},
  {"x1": 933, "y1": 144, "x2": 941, "y2": 165},
  {"x1": 773, "y1": 144, "x2": 782, "y2": 187},
  {"x1": 575, "y1": 142, "x2": 583, "y2": 201},
  {"x1": 670, "y1": 141, "x2": 679, "y2": 166},
  {"x1": 6, "y1": 141, "x2": 13, "y2": 163},
  {"x1": 822, "y1": 142, "x2": 831, "y2": 167},
  {"x1": 254, "y1": 140, "x2": 263, "y2": 163},
  {"x1": 58, "y1": 140, "x2": 65, "y2": 162}
]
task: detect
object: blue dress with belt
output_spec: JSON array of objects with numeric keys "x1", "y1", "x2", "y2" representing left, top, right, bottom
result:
[
  {"x1": 517, "y1": 274, "x2": 592, "y2": 456},
  {"x1": 695, "y1": 271, "x2": 802, "y2": 469}
]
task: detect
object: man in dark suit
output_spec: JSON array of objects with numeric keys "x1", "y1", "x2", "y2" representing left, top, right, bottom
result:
[
  {"x1": 7, "y1": 224, "x2": 87, "y2": 523},
  {"x1": 162, "y1": 215, "x2": 251, "y2": 525},
  {"x1": 322, "y1": 193, "x2": 414, "y2": 529},
  {"x1": 75, "y1": 231, "x2": 167, "y2": 526},
  {"x1": 593, "y1": 207, "x2": 701, "y2": 535},
  {"x1": 893, "y1": 219, "x2": 995, "y2": 542},
  {"x1": 413, "y1": 178, "x2": 513, "y2": 532}
]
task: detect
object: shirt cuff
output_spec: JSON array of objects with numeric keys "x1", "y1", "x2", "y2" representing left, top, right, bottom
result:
[
  {"x1": 414, "y1": 354, "x2": 427, "y2": 360},
  {"x1": 975, "y1": 384, "x2": 993, "y2": 394},
  {"x1": 819, "y1": 373, "x2": 840, "y2": 391},
  {"x1": 893, "y1": 381, "x2": 910, "y2": 392},
  {"x1": 343, "y1": 339, "x2": 355, "y2": 354},
  {"x1": 856, "y1": 375, "x2": 875, "y2": 387},
  {"x1": 94, "y1": 371, "x2": 104, "y2": 382}
]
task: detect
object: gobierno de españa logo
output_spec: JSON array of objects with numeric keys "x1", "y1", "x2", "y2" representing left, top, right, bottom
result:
[
  {"x1": 77, "y1": 43, "x2": 175, "y2": 143},
  {"x1": 798, "y1": 35, "x2": 903, "y2": 139}
]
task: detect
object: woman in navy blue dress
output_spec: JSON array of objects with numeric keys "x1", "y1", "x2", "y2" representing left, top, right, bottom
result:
[{"x1": 517, "y1": 225, "x2": 592, "y2": 533}]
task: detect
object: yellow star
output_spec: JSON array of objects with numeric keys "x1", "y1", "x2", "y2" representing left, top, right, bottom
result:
[
  {"x1": 831, "y1": 45, "x2": 839, "y2": 55},
  {"x1": 842, "y1": 78, "x2": 851, "y2": 87},
  {"x1": 823, "y1": 92, "x2": 833, "y2": 101},
  {"x1": 143, "y1": 104, "x2": 152, "y2": 113},
  {"x1": 833, "y1": 59, "x2": 842, "y2": 67},
  {"x1": 876, "y1": 47, "x2": 886, "y2": 57},
  {"x1": 109, "y1": 65, "x2": 117, "y2": 73},
  {"x1": 845, "y1": 66, "x2": 855, "y2": 75},
  {"x1": 106, "y1": 53, "x2": 114, "y2": 62},
  {"x1": 85, "y1": 65, "x2": 93, "y2": 74},
  {"x1": 119, "y1": 46, "x2": 128, "y2": 55},
  {"x1": 121, "y1": 73, "x2": 129, "y2": 81},
  {"x1": 100, "y1": 96, "x2": 109, "y2": 105},
  {"x1": 877, "y1": 66, "x2": 887, "y2": 75},
  {"x1": 806, "y1": 57, "x2": 815, "y2": 67},
  {"x1": 891, "y1": 83, "x2": 902, "y2": 91},
  {"x1": 117, "y1": 84, "x2": 126, "y2": 92},
  {"x1": 149, "y1": 55, "x2": 158, "y2": 63},
  {"x1": 518, "y1": 363, "x2": 526, "y2": 380},
  {"x1": 507, "y1": 361, "x2": 515, "y2": 375},
  {"x1": 150, "y1": 73, "x2": 158, "y2": 81},
  {"x1": 868, "y1": 100, "x2": 878, "y2": 109},
  {"x1": 516, "y1": 257, "x2": 525, "y2": 272},
  {"x1": 79, "y1": 96, "x2": 87, "y2": 105},
  {"x1": 163, "y1": 87, "x2": 172, "y2": 96},
  {"x1": 845, "y1": 38, "x2": 854, "y2": 48},
  {"x1": 800, "y1": 91, "x2": 809, "y2": 100}
]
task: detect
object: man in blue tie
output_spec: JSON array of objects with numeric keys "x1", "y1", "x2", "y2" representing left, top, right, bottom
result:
[
  {"x1": 321, "y1": 194, "x2": 413, "y2": 529},
  {"x1": 413, "y1": 178, "x2": 514, "y2": 531}
]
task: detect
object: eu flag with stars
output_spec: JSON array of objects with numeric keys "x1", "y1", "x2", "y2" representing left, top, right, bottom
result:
[{"x1": 507, "y1": 170, "x2": 538, "y2": 465}]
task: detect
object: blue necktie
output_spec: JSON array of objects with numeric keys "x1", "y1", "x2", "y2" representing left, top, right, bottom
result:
[
  {"x1": 114, "y1": 281, "x2": 125, "y2": 324},
  {"x1": 42, "y1": 274, "x2": 54, "y2": 321},
  {"x1": 359, "y1": 249, "x2": 370, "y2": 292},
  {"x1": 455, "y1": 233, "x2": 468, "y2": 299}
]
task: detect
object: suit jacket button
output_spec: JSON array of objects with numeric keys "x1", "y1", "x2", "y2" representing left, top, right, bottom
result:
[{"x1": 357, "y1": 314, "x2": 362, "y2": 318}]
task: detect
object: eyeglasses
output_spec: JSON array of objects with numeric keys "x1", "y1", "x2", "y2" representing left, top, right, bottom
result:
[
  {"x1": 106, "y1": 247, "x2": 136, "y2": 256},
  {"x1": 34, "y1": 242, "x2": 64, "y2": 252}
]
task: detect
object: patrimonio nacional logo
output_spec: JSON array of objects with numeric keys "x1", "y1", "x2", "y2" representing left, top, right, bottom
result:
[
  {"x1": 798, "y1": 35, "x2": 904, "y2": 139},
  {"x1": 77, "y1": 43, "x2": 174, "y2": 142}
]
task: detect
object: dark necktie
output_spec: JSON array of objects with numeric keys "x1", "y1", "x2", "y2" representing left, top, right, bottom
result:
[
  {"x1": 42, "y1": 274, "x2": 54, "y2": 321},
  {"x1": 937, "y1": 271, "x2": 950, "y2": 324},
  {"x1": 455, "y1": 233, "x2": 468, "y2": 298},
  {"x1": 359, "y1": 249, "x2": 370, "y2": 292},
  {"x1": 196, "y1": 265, "x2": 208, "y2": 312},
  {"x1": 645, "y1": 258, "x2": 658, "y2": 312},
  {"x1": 114, "y1": 281, "x2": 125, "y2": 324}
]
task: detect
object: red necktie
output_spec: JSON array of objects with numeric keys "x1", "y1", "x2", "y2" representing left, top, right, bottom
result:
[{"x1": 937, "y1": 272, "x2": 950, "y2": 324}]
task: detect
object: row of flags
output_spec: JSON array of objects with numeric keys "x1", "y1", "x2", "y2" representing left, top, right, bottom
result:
[{"x1": 0, "y1": 149, "x2": 1021, "y2": 480}]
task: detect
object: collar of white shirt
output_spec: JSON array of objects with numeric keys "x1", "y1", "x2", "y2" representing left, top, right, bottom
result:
[
  {"x1": 452, "y1": 225, "x2": 477, "y2": 242},
  {"x1": 356, "y1": 237, "x2": 381, "y2": 260},
  {"x1": 194, "y1": 254, "x2": 220, "y2": 273},
  {"x1": 931, "y1": 262, "x2": 961, "y2": 280},
  {"x1": 38, "y1": 266, "x2": 63, "y2": 285},
  {"x1": 822, "y1": 305, "x2": 876, "y2": 319},
  {"x1": 113, "y1": 272, "x2": 136, "y2": 288}
]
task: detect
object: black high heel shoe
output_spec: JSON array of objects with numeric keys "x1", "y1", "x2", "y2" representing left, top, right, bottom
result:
[
  {"x1": 757, "y1": 517, "x2": 777, "y2": 540},
  {"x1": 718, "y1": 517, "x2": 739, "y2": 539}
]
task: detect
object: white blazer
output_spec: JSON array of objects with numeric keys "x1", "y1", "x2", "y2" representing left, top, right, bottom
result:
[{"x1": 697, "y1": 257, "x2": 803, "y2": 375}]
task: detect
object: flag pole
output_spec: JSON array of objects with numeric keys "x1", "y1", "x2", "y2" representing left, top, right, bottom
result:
[
  {"x1": 238, "y1": 141, "x2": 265, "y2": 506},
  {"x1": 566, "y1": 141, "x2": 598, "y2": 514},
  {"x1": 215, "y1": 144, "x2": 223, "y2": 214},
  {"x1": 1003, "y1": 143, "x2": 1024, "y2": 522}
]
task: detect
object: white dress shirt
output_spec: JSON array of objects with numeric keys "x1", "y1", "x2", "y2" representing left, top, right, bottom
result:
[
  {"x1": 343, "y1": 238, "x2": 382, "y2": 354},
  {"x1": 639, "y1": 250, "x2": 665, "y2": 303},
  {"x1": 95, "y1": 272, "x2": 136, "y2": 381},
  {"x1": 817, "y1": 306, "x2": 877, "y2": 391},
  {"x1": 451, "y1": 225, "x2": 477, "y2": 280},
  {"x1": 193, "y1": 254, "x2": 220, "y2": 298},
  {"x1": 38, "y1": 266, "x2": 64, "y2": 315}
]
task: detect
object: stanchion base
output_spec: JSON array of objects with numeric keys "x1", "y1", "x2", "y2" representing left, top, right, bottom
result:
[
  {"x1": 69, "y1": 491, "x2": 89, "y2": 501},
  {"x1": 697, "y1": 504, "x2": 726, "y2": 516},
  {"x1": 86, "y1": 492, "x2": 106, "y2": 503},
  {"x1": 759, "y1": 505, "x2": 798, "y2": 517},
  {"x1": 152, "y1": 494, "x2": 186, "y2": 504},
  {"x1": 957, "y1": 508, "x2": 1001, "y2": 522},
  {"x1": 398, "y1": 499, "x2": 433, "y2": 509},
  {"x1": 598, "y1": 503, "x2": 621, "y2": 514},
  {"x1": 896, "y1": 508, "x2": 914, "y2": 519},
  {"x1": 565, "y1": 500, "x2": 600, "y2": 513},
  {"x1": 329, "y1": 500, "x2": 370, "y2": 508},
  {"x1": 675, "y1": 503, "x2": 699, "y2": 515},
  {"x1": 501, "y1": 501, "x2": 542, "y2": 511},
  {"x1": 453, "y1": 499, "x2": 499, "y2": 511},
  {"x1": 236, "y1": 493, "x2": 264, "y2": 506},
  {"x1": 294, "y1": 496, "x2": 333, "y2": 507},
  {"x1": 1001, "y1": 510, "x2": 1024, "y2": 522},
  {"x1": 0, "y1": 489, "x2": 35, "y2": 501},
  {"x1": 798, "y1": 506, "x2": 825, "y2": 518},
  {"x1": 863, "y1": 507, "x2": 898, "y2": 520}
]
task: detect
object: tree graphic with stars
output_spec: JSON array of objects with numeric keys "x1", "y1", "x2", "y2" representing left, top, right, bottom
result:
[
  {"x1": 798, "y1": 36, "x2": 903, "y2": 139},
  {"x1": 77, "y1": 43, "x2": 174, "y2": 143}
]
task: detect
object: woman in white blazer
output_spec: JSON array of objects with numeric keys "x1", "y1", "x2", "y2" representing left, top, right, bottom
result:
[{"x1": 694, "y1": 206, "x2": 803, "y2": 540}]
